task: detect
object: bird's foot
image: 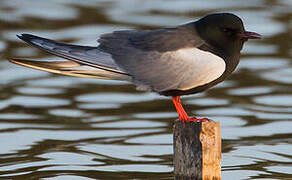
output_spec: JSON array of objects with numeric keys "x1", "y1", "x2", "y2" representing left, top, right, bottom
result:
[
  {"x1": 180, "y1": 117, "x2": 210, "y2": 123},
  {"x1": 173, "y1": 96, "x2": 210, "y2": 123},
  {"x1": 189, "y1": 117, "x2": 210, "y2": 122}
]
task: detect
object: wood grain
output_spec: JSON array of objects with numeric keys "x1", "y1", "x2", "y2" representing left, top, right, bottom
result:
[{"x1": 173, "y1": 120, "x2": 221, "y2": 180}]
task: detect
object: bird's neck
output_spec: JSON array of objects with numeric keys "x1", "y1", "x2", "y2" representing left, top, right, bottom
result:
[{"x1": 224, "y1": 53, "x2": 240, "y2": 75}]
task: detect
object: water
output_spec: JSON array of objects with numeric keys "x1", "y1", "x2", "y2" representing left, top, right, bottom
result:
[{"x1": 0, "y1": 0, "x2": 291, "y2": 179}]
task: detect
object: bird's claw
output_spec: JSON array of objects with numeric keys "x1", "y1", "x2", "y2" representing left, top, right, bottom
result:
[{"x1": 181, "y1": 117, "x2": 210, "y2": 123}]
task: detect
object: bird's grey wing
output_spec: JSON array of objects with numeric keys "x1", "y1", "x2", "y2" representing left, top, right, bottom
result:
[
  {"x1": 16, "y1": 34, "x2": 128, "y2": 75},
  {"x1": 99, "y1": 22, "x2": 204, "y2": 53},
  {"x1": 98, "y1": 24, "x2": 225, "y2": 92}
]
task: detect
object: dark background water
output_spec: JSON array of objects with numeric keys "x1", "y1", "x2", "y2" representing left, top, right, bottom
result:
[{"x1": 0, "y1": 0, "x2": 291, "y2": 179}]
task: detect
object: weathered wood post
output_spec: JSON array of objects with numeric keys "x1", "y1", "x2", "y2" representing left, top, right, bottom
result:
[{"x1": 173, "y1": 120, "x2": 221, "y2": 180}]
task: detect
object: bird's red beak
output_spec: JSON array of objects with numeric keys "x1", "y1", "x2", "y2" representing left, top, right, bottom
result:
[{"x1": 240, "y1": 31, "x2": 262, "y2": 39}]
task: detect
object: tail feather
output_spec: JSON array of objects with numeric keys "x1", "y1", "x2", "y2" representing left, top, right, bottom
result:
[
  {"x1": 16, "y1": 34, "x2": 129, "y2": 75},
  {"x1": 9, "y1": 34, "x2": 131, "y2": 80},
  {"x1": 9, "y1": 58, "x2": 131, "y2": 80}
]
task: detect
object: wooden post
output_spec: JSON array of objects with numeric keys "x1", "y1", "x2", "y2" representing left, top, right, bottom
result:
[{"x1": 173, "y1": 120, "x2": 221, "y2": 180}]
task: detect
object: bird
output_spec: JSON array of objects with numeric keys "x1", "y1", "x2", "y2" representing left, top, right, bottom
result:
[{"x1": 9, "y1": 13, "x2": 261, "y2": 123}]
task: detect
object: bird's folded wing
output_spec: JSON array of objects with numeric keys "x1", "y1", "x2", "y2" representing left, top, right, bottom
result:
[{"x1": 16, "y1": 34, "x2": 128, "y2": 75}]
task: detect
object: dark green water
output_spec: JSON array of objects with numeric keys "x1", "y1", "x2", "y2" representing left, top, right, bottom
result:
[{"x1": 0, "y1": 0, "x2": 291, "y2": 179}]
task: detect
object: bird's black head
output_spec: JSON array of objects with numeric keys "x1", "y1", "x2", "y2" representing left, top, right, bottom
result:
[{"x1": 195, "y1": 13, "x2": 261, "y2": 55}]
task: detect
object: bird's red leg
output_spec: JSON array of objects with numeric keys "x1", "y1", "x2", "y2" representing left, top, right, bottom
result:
[
  {"x1": 172, "y1": 96, "x2": 189, "y2": 122},
  {"x1": 172, "y1": 96, "x2": 209, "y2": 122}
]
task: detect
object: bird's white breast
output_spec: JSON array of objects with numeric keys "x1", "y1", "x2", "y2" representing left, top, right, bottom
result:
[{"x1": 165, "y1": 47, "x2": 226, "y2": 91}]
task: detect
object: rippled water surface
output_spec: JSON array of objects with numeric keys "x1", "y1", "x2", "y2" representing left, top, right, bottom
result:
[{"x1": 0, "y1": 0, "x2": 291, "y2": 179}]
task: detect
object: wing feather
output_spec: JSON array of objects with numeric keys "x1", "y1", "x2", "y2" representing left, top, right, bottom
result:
[{"x1": 17, "y1": 34, "x2": 128, "y2": 75}]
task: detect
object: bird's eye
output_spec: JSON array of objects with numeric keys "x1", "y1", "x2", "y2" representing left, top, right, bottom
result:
[
  {"x1": 221, "y1": 28, "x2": 232, "y2": 33},
  {"x1": 221, "y1": 28, "x2": 237, "y2": 36}
]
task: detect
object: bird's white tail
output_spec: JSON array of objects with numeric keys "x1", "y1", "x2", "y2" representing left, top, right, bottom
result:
[{"x1": 9, "y1": 58, "x2": 131, "y2": 80}]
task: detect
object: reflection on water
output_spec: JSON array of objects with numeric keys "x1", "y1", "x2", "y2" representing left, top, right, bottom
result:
[{"x1": 0, "y1": 0, "x2": 291, "y2": 179}]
